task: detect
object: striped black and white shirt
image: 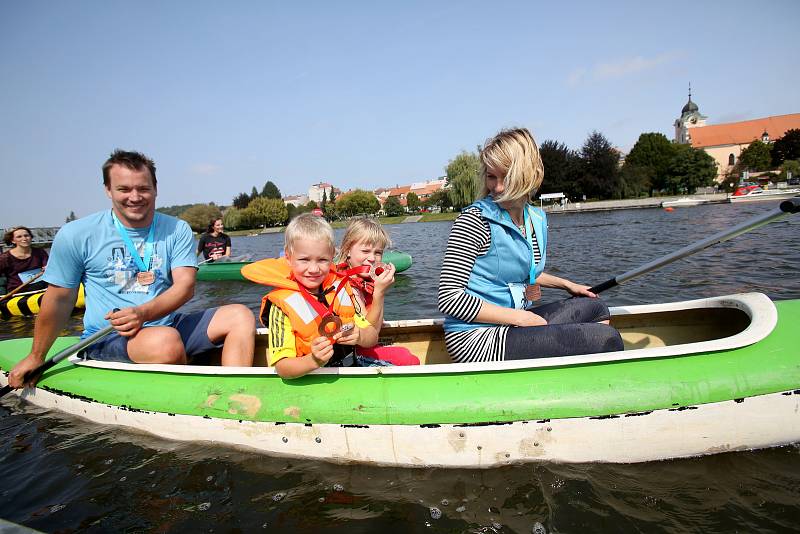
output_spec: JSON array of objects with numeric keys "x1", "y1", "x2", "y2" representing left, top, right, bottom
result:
[{"x1": 437, "y1": 207, "x2": 541, "y2": 363}]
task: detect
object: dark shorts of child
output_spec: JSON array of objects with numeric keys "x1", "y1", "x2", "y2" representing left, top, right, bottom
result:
[{"x1": 79, "y1": 308, "x2": 222, "y2": 363}]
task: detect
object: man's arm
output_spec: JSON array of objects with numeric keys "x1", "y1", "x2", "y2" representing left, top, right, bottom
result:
[
  {"x1": 107, "y1": 266, "x2": 196, "y2": 337},
  {"x1": 8, "y1": 285, "x2": 79, "y2": 388}
]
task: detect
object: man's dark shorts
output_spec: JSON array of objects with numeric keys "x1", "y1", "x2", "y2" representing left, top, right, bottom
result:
[{"x1": 80, "y1": 308, "x2": 222, "y2": 363}]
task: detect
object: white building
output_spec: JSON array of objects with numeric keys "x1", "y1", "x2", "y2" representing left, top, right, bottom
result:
[
  {"x1": 308, "y1": 182, "x2": 334, "y2": 204},
  {"x1": 283, "y1": 194, "x2": 309, "y2": 207}
]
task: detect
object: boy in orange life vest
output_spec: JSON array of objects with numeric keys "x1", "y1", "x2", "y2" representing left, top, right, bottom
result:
[{"x1": 241, "y1": 213, "x2": 379, "y2": 378}]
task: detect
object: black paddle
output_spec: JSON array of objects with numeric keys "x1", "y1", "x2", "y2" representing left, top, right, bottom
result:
[
  {"x1": 589, "y1": 197, "x2": 800, "y2": 294},
  {"x1": 0, "y1": 324, "x2": 115, "y2": 398}
]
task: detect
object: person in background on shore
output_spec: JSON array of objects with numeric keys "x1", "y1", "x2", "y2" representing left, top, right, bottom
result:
[
  {"x1": 242, "y1": 213, "x2": 383, "y2": 378},
  {"x1": 7, "y1": 150, "x2": 255, "y2": 389},
  {"x1": 196, "y1": 218, "x2": 231, "y2": 262},
  {"x1": 0, "y1": 226, "x2": 49, "y2": 293},
  {"x1": 438, "y1": 127, "x2": 623, "y2": 363},
  {"x1": 337, "y1": 219, "x2": 419, "y2": 365}
]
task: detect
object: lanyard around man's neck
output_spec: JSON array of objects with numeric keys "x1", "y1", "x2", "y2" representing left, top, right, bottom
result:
[{"x1": 111, "y1": 210, "x2": 156, "y2": 273}]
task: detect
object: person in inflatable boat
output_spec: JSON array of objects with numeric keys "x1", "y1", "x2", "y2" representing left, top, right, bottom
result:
[
  {"x1": 242, "y1": 213, "x2": 397, "y2": 378},
  {"x1": 336, "y1": 218, "x2": 418, "y2": 365}
]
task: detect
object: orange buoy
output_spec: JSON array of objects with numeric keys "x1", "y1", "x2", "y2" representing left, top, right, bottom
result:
[{"x1": 664, "y1": 207, "x2": 674, "y2": 212}]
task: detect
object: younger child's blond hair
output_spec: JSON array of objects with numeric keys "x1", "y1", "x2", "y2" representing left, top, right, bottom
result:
[
  {"x1": 337, "y1": 218, "x2": 392, "y2": 263},
  {"x1": 284, "y1": 213, "x2": 335, "y2": 255}
]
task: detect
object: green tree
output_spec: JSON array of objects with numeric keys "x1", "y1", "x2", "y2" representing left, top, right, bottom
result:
[
  {"x1": 321, "y1": 190, "x2": 328, "y2": 213},
  {"x1": 223, "y1": 207, "x2": 243, "y2": 230},
  {"x1": 383, "y1": 196, "x2": 405, "y2": 216},
  {"x1": 305, "y1": 200, "x2": 318, "y2": 211},
  {"x1": 624, "y1": 133, "x2": 676, "y2": 194},
  {"x1": 406, "y1": 191, "x2": 420, "y2": 213},
  {"x1": 578, "y1": 131, "x2": 621, "y2": 199},
  {"x1": 738, "y1": 140, "x2": 772, "y2": 171},
  {"x1": 247, "y1": 197, "x2": 288, "y2": 227},
  {"x1": 425, "y1": 189, "x2": 452, "y2": 211},
  {"x1": 232, "y1": 192, "x2": 250, "y2": 209},
  {"x1": 666, "y1": 145, "x2": 717, "y2": 194},
  {"x1": 446, "y1": 150, "x2": 481, "y2": 209},
  {"x1": 618, "y1": 164, "x2": 653, "y2": 199},
  {"x1": 238, "y1": 207, "x2": 258, "y2": 229},
  {"x1": 771, "y1": 129, "x2": 800, "y2": 166},
  {"x1": 250, "y1": 187, "x2": 259, "y2": 202},
  {"x1": 261, "y1": 181, "x2": 282, "y2": 199},
  {"x1": 778, "y1": 159, "x2": 800, "y2": 182},
  {"x1": 179, "y1": 204, "x2": 223, "y2": 232},
  {"x1": 329, "y1": 188, "x2": 337, "y2": 203},
  {"x1": 65, "y1": 211, "x2": 77, "y2": 223},
  {"x1": 335, "y1": 190, "x2": 380, "y2": 217},
  {"x1": 539, "y1": 140, "x2": 582, "y2": 199}
]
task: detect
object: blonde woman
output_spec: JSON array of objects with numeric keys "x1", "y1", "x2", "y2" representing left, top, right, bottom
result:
[{"x1": 437, "y1": 128, "x2": 623, "y2": 363}]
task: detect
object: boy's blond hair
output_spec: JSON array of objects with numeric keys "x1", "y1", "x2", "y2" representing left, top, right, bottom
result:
[
  {"x1": 284, "y1": 213, "x2": 335, "y2": 255},
  {"x1": 479, "y1": 127, "x2": 544, "y2": 204},
  {"x1": 337, "y1": 218, "x2": 392, "y2": 263}
]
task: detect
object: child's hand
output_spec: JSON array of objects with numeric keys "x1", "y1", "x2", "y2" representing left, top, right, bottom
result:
[
  {"x1": 336, "y1": 323, "x2": 360, "y2": 345},
  {"x1": 310, "y1": 335, "x2": 336, "y2": 366},
  {"x1": 372, "y1": 263, "x2": 396, "y2": 294}
]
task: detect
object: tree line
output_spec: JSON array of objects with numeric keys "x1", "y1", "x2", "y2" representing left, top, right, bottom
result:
[{"x1": 163, "y1": 128, "x2": 800, "y2": 233}]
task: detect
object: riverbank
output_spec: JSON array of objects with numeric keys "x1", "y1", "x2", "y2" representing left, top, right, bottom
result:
[{"x1": 226, "y1": 194, "x2": 730, "y2": 236}]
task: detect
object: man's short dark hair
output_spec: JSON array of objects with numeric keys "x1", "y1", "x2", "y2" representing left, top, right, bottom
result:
[{"x1": 102, "y1": 150, "x2": 157, "y2": 188}]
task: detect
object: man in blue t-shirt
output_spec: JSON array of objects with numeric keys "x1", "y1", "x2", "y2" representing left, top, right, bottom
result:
[{"x1": 8, "y1": 150, "x2": 255, "y2": 388}]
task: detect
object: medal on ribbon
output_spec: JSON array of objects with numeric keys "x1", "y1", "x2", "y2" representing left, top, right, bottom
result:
[{"x1": 112, "y1": 211, "x2": 157, "y2": 286}]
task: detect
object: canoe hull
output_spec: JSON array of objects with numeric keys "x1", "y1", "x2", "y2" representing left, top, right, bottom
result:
[
  {"x1": 4, "y1": 380, "x2": 798, "y2": 467},
  {"x1": 0, "y1": 285, "x2": 85, "y2": 319},
  {"x1": 1, "y1": 293, "x2": 798, "y2": 467}
]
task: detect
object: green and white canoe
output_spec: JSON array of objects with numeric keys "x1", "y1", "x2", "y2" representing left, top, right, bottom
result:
[
  {"x1": 1, "y1": 292, "x2": 798, "y2": 468},
  {"x1": 196, "y1": 250, "x2": 413, "y2": 281}
]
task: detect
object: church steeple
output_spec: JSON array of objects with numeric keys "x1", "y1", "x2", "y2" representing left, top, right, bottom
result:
[{"x1": 682, "y1": 83, "x2": 699, "y2": 115}]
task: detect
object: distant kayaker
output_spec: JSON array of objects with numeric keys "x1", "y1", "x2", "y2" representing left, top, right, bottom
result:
[
  {"x1": 0, "y1": 226, "x2": 48, "y2": 293},
  {"x1": 437, "y1": 128, "x2": 623, "y2": 363},
  {"x1": 8, "y1": 150, "x2": 255, "y2": 389},
  {"x1": 196, "y1": 218, "x2": 231, "y2": 261}
]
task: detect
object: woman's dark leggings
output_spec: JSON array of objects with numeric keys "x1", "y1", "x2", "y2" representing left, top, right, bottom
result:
[{"x1": 504, "y1": 298, "x2": 624, "y2": 360}]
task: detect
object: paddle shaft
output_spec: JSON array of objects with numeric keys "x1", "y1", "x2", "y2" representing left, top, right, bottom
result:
[
  {"x1": 590, "y1": 197, "x2": 800, "y2": 294},
  {"x1": 0, "y1": 324, "x2": 115, "y2": 399},
  {"x1": 0, "y1": 270, "x2": 44, "y2": 303}
]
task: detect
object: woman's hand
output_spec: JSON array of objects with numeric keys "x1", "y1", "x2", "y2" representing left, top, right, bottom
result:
[
  {"x1": 565, "y1": 282, "x2": 597, "y2": 298},
  {"x1": 513, "y1": 309, "x2": 548, "y2": 327}
]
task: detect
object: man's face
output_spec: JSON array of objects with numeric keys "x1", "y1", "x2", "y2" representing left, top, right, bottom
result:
[
  {"x1": 286, "y1": 238, "x2": 334, "y2": 291},
  {"x1": 105, "y1": 164, "x2": 157, "y2": 228}
]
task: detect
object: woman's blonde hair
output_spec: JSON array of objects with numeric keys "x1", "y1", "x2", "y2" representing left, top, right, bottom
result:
[
  {"x1": 337, "y1": 218, "x2": 392, "y2": 263},
  {"x1": 480, "y1": 127, "x2": 544, "y2": 204},
  {"x1": 284, "y1": 213, "x2": 335, "y2": 255}
]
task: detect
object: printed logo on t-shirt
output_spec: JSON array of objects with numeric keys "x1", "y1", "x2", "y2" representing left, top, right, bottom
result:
[{"x1": 104, "y1": 242, "x2": 164, "y2": 294}]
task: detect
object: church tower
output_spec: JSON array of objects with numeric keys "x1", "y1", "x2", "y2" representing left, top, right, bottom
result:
[{"x1": 674, "y1": 85, "x2": 707, "y2": 144}]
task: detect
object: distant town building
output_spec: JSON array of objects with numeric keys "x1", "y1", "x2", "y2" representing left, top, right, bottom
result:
[
  {"x1": 673, "y1": 89, "x2": 800, "y2": 181},
  {"x1": 282, "y1": 194, "x2": 309, "y2": 207},
  {"x1": 308, "y1": 182, "x2": 334, "y2": 203}
]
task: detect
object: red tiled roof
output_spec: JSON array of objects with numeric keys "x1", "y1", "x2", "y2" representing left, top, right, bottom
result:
[
  {"x1": 388, "y1": 186, "x2": 411, "y2": 197},
  {"x1": 690, "y1": 113, "x2": 800, "y2": 148}
]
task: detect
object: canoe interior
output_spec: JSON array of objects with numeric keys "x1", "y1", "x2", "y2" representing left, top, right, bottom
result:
[{"x1": 220, "y1": 306, "x2": 750, "y2": 366}]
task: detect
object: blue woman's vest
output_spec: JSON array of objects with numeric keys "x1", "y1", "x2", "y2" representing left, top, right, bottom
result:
[{"x1": 443, "y1": 196, "x2": 548, "y2": 333}]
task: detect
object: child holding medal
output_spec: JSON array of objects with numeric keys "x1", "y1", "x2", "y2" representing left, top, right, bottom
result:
[{"x1": 242, "y1": 213, "x2": 381, "y2": 378}]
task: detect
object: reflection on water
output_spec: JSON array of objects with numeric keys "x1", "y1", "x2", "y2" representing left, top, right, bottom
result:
[{"x1": 2, "y1": 203, "x2": 800, "y2": 532}]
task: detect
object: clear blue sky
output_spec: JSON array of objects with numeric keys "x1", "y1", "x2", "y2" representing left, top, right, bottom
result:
[{"x1": 2, "y1": 0, "x2": 798, "y2": 227}]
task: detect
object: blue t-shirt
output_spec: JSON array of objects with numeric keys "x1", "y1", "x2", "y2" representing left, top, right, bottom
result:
[{"x1": 44, "y1": 210, "x2": 197, "y2": 337}]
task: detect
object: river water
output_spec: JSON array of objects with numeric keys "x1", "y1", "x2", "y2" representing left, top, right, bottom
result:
[{"x1": 2, "y1": 202, "x2": 799, "y2": 532}]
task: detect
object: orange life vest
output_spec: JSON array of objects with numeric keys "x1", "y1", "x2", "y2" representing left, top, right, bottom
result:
[{"x1": 241, "y1": 258, "x2": 358, "y2": 356}]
